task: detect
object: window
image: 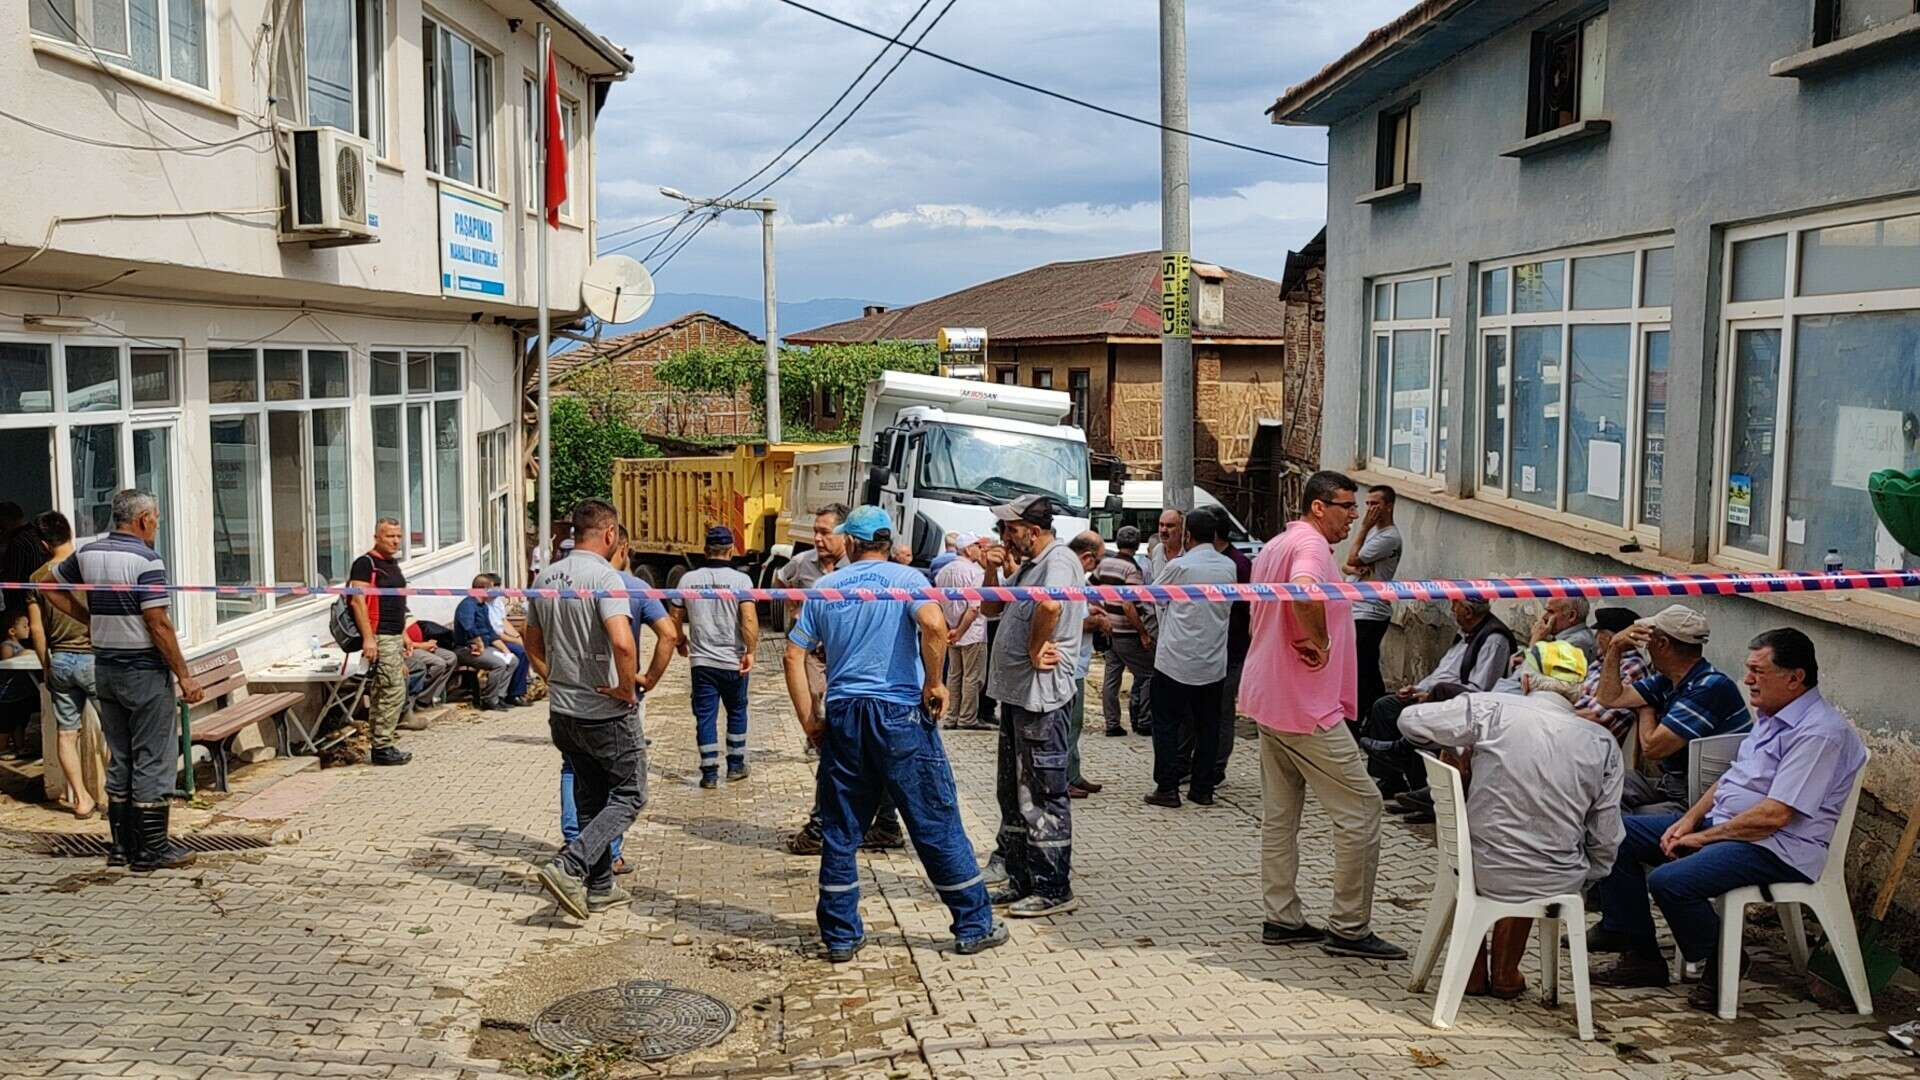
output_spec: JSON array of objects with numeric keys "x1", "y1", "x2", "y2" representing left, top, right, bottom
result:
[
  {"x1": 522, "y1": 76, "x2": 582, "y2": 219},
  {"x1": 477, "y1": 424, "x2": 514, "y2": 579},
  {"x1": 30, "y1": 0, "x2": 212, "y2": 91},
  {"x1": 272, "y1": 0, "x2": 386, "y2": 153},
  {"x1": 1477, "y1": 240, "x2": 1672, "y2": 535},
  {"x1": 1031, "y1": 368, "x2": 1054, "y2": 390},
  {"x1": 206, "y1": 346, "x2": 354, "y2": 623},
  {"x1": 1814, "y1": 0, "x2": 1919, "y2": 44},
  {"x1": 1715, "y1": 200, "x2": 1920, "y2": 595},
  {"x1": 423, "y1": 17, "x2": 494, "y2": 190},
  {"x1": 1375, "y1": 100, "x2": 1417, "y2": 189},
  {"x1": 1068, "y1": 369, "x2": 1091, "y2": 430},
  {"x1": 819, "y1": 387, "x2": 839, "y2": 420},
  {"x1": 370, "y1": 349, "x2": 465, "y2": 558},
  {"x1": 1527, "y1": 9, "x2": 1607, "y2": 136},
  {"x1": 993, "y1": 366, "x2": 1017, "y2": 385},
  {"x1": 1366, "y1": 271, "x2": 1450, "y2": 476}
]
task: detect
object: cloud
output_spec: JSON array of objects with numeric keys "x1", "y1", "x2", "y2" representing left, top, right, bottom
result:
[{"x1": 567, "y1": 0, "x2": 1400, "y2": 301}]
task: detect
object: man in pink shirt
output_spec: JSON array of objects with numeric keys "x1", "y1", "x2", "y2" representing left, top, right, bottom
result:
[{"x1": 1240, "y1": 470, "x2": 1404, "y2": 962}]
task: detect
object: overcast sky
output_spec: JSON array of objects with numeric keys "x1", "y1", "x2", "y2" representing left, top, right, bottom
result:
[{"x1": 568, "y1": 0, "x2": 1406, "y2": 307}]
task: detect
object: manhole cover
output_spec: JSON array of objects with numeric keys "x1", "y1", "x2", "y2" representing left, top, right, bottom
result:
[{"x1": 532, "y1": 980, "x2": 736, "y2": 1059}]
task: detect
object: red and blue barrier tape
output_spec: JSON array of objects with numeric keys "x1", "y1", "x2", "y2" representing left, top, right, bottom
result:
[{"x1": 6, "y1": 569, "x2": 1919, "y2": 604}]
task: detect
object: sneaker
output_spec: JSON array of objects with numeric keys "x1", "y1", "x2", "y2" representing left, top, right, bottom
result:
[
  {"x1": 861, "y1": 828, "x2": 907, "y2": 851},
  {"x1": 954, "y1": 921, "x2": 1011, "y2": 955},
  {"x1": 786, "y1": 828, "x2": 823, "y2": 856},
  {"x1": 825, "y1": 937, "x2": 866, "y2": 964},
  {"x1": 370, "y1": 745, "x2": 412, "y2": 766},
  {"x1": 587, "y1": 885, "x2": 632, "y2": 913},
  {"x1": 1262, "y1": 921, "x2": 1326, "y2": 946},
  {"x1": 727, "y1": 764, "x2": 751, "y2": 782},
  {"x1": 1143, "y1": 789, "x2": 1182, "y2": 809},
  {"x1": 988, "y1": 886, "x2": 1026, "y2": 907},
  {"x1": 1591, "y1": 951, "x2": 1672, "y2": 988},
  {"x1": 980, "y1": 856, "x2": 1008, "y2": 888},
  {"x1": 1008, "y1": 894, "x2": 1078, "y2": 918},
  {"x1": 1320, "y1": 932, "x2": 1408, "y2": 961},
  {"x1": 699, "y1": 773, "x2": 720, "y2": 789},
  {"x1": 536, "y1": 861, "x2": 589, "y2": 920},
  {"x1": 1582, "y1": 925, "x2": 1639, "y2": 953}
]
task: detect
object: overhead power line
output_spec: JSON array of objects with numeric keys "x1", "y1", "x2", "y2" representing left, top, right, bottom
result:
[{"x1": 770, "y1": 0, "x2": 1327, "y2": 167}]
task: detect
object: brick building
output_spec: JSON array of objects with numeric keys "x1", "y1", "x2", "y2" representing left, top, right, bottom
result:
[
  {"x1": 788, "y1": 252, "x2": 1302, "y2": 517},
  {"x1": 548, "y1": 312, "x2": 761, "y2": 437}
]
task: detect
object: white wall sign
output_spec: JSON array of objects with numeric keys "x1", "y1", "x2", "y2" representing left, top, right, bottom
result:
[
  {"x1": 439, "y1": 187, "x2": 507, "y2": 299},
  {"x1": 1831, "y1": 405, "x2": 1905, "y2": 491}
]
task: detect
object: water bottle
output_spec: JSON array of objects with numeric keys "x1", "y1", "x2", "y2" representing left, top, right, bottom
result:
[
  {"x1": 309, "y1": 634, "x2": 323, "y2": 658},
  {"x1": 1824, "y1": 549, "x2": 1844, "y2": 576}
]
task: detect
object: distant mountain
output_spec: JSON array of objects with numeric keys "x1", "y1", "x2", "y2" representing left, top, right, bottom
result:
[{"x1": 595, "y1": 292, "x2": 886, "y2": 342}]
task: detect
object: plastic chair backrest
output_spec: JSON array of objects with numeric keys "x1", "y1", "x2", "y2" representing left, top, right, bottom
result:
[
  {"x1": 1419, "y1": 752, "x2": 1475, "y2": 898},
  {"x1": 1688, "y1": 732, "x2": 1749, "y2": 805},
  {"x1": 1816, "y1": 750, "x2": 1870, "y2": 886}
]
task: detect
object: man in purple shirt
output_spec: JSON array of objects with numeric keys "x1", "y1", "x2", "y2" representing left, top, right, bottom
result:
[{"x1": 1592, "y1": 628, "x2": 1866, "y2": 1011}]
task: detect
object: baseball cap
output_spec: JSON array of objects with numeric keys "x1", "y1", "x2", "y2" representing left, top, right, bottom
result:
[
  {"x1": 1523, "y1": 640, "x2": 1589, "y2": 684},
  {"x1": 705, "y1": 525, "x2": 735, "y2": 548},
  {"x1": 990, "y1": 492, "x2": 1057, "y2": 525},
  {"x1": 1593, "y1": 607, "x2": 1639, "y2": 634},
  {"x1": 1637, "y1": 604, "x2": 1710, "y2": 645},
  {"x1": 835, "y1": 505, "x2": 894, "y2": 541},
  {"x1": 952, "y1": 531, "x2": 983, "y2": 549}
]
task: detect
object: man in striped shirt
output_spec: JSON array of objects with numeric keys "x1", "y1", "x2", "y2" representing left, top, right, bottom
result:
[{"x1": 48, "y1": 489, "x2": 203, "y2": 872}]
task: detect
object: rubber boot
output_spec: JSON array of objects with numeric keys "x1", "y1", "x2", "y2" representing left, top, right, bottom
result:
[
  {"x1": 106, "y1": 799, "x2": 131, "y2": 868},
  {"x1": 129, "y1": 801, "x2": 195, "y2": 872}
]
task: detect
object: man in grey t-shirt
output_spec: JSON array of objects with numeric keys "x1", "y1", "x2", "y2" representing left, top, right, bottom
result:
[
  {"x1": 980, "y1": 494, "x2": 1085, "y2": 918},
  {"x1": 672, "y1": 526, "x2": 758, "y2": 787},
  {"x1": 526, "y1": 499, "x2": 642, "y2": 921},
  {"x1": 1144, "y1": 509, "x2": 1238, "y2": 808},
  {"x1": 1344, "y1": 484, "x2": 1403, "y2": 717}
]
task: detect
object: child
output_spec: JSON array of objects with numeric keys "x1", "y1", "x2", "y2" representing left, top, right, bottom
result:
[{"x1": 0, "y1": 612, "x2": 38, "y2": 760}]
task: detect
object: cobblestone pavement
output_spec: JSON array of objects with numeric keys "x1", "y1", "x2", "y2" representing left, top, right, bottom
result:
[{"x1": 0, "y1": 642, "x2": 1913, "y2": 1079}]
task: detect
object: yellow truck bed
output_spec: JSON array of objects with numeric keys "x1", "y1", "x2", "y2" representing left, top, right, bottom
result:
[{"x1": 610, "y1": 443, "x2": 839, "y2": 559}]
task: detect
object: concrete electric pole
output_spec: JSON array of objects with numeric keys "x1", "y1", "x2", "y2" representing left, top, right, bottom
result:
[
  {"x1": 660, "y1": 189, "x2": 784, "y2": 443},
  {"x1": 1159, "y1": 0, "x2": 1193, "y2": 512}
]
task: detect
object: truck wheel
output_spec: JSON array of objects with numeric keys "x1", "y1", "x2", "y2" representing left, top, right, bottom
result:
[
  {"x1": 666, "y1": 565, "x2": 689, "y2": 589},
  {"x1": 631, "y1": 564, "x2": 659, "y2": 588}
]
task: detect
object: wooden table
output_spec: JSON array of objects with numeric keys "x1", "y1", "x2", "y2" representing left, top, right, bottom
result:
[{"x1": 248, "y1": 649, "x2": 369, "y2": 755}]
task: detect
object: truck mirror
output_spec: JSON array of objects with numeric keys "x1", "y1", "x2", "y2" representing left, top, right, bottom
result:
[
  {"x1": 863, "y1": 465, "x2": 892, "y2": 505},
  {"x1": 1103, "y1": 491, "x2": 1124, "y2": 514}
]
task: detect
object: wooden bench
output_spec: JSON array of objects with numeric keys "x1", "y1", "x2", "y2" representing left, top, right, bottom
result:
[{"x1": 177, "y1": 649, "x2": 305, "y2": 793}]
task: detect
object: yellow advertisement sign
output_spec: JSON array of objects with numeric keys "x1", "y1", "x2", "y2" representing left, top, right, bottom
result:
[{"x1": 1161, "y1": 251, "x2": 1191, "y2": 338}]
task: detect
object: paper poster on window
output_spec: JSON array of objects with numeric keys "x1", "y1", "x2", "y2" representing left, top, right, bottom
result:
[
  {"x1": 1727, "y1": 473, "x2": 1753, "y2": 526},
  {"x1": 1831, "y1": 406, "x2": 1906, "y2": 491},
  {"x1": 1586, "y1": 440, "x2": 1623, "y2": 502},
  {"x1": 1410, "y1": 406, "x2": 1429, "y2": 435},
  {"x1": 1521, "y1": 464, "x2": 1538, "y2": 493},
  {"x1": 1786, "y1": 517, "x2": 1807, "y2": 546},
  {"x1": 1485, "y1": 450, "x2": 1501, "y2": 478},
  {"x1": 1409, "y1": 440, "x2": 1429, "y2": 475}
]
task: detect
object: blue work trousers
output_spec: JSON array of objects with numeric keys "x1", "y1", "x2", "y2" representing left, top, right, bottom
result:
[
  {"x1": 989, "y1": 703, "x2": 1074, "y2": 901},
  {"x1": 1595, "y1": 811, "x2": 1810, "y2": 963},
  {"x1": 691, "y1": 665, "x2": 750, "y2": 777},
  {"x1": 815, "y1": 697, "x2": 993, "y2": 951}
]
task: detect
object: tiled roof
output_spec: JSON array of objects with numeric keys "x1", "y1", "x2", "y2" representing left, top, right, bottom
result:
[
  {"x1": 549, "y1": 311, "x2": 758, "y2": 381},
  {"x1": 786, "y1": 252, "x2": 1286, "y2": 345}
]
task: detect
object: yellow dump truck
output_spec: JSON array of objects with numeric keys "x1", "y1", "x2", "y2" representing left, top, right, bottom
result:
[{"x1": 609, "y1": 442, "x2": 839, "y2": 587}]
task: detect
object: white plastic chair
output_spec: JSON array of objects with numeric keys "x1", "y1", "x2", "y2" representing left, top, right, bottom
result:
[
  {"x1": 1407, "y1": 752, "x2": 1595, "y2": 1040},
  {"x1": 1703, "y1": 753, "x2": 1872, "y2": 1020},
  {"x1": 1672, "y1": 732, "x2": 1750, "y2": 982}
]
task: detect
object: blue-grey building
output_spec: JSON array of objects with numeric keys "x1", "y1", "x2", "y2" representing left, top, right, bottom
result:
[{"x1": 1268, "y1": 0, "x2": 1920, "y2": 871}]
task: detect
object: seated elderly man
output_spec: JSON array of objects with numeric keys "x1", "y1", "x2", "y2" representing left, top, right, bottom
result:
[
  {"x1": 1592, "y1": 629, "x2": 1865, "y2": 1011},
  {"x1": 1594, "y1": 605, "x2": 1750, "y2": 812},
  {"x1": 1361, "y1": 598, "x2": 1516, "y2": 799},
  {"x1": 1490, "y1": 597, "x2": 1602, "y2": 694},
  {"x1": 1398, "y1": 658, "x2": 1624, "y2": 999},
  {"x1": 1569, "y1": 607, "x2": 1647, "y2": 742}
]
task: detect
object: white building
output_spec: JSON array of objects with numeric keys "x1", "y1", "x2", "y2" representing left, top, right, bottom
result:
[{"x1": 2, "y1": 0, "x2": 630, "y2": 664}]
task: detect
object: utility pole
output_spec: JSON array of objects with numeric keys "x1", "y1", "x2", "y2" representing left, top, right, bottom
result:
[
  {"x1": 660, "y1": 188, "x2": 782, "y2": 442},
  {"x1": 1159, "y1": 0, "x2": 1194, "y2": 512},
  {"x1": 536, "y1": 23, "x2": 552, "y2": 571}
]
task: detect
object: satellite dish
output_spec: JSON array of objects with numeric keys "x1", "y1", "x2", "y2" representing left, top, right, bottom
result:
[{"x1": 579, "y1": 254, "x2": 655, "y2": 325}]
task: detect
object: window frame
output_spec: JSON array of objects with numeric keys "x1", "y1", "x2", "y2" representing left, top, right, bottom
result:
[
  {"x1": 1712, "y1": 195, "x2": 1920, "y2": 587},
  {"x1": 1526, "y1": 7, "x2": 1608, "y2": 137},
  {"x1": 369, "y1": 348, "x2": 468, "y2": 560},
  {"x1": 993, "y1": 366, "x2": 1017, "y2": 386},
  {"x1": 1375, "y1": 97, "x2": 1418, "y2": 190},
  {"x1": 476, "y1": 423, "x2": 514, "y2": 581},
  {"x1": 1473, "y1": 235, "x2": 1673, "y2": 543},
  {"x1": 421, "y1": 13, "x2": 496, "y2": 193},
  {"x1": 1364, "y1": 268, "x2": 1451, "y2": 481},
  {"x1": 1812, "y1": 0, "x2": 1920, "y2": 45},
  {"x1": 522, "y1": 73, "x2": 582, "y2": 223},
  {"x1": 1068, "y1": 368, "x2": 1091, "y2": 430},
  {"x1": 29, "y1": 0, "x2": 220, "y2": 98},
  {"x1": 204, "y1": 344, "x2": 358, "y2": 627},
  {"x1": 278, "y1": 0, "x2": 388, "y2": 156},
  {"x1": 1030, "y1": 368, "x2": 1054, "y2": 390}
]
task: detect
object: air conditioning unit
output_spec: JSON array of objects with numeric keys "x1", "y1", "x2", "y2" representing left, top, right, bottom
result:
[{"x1": 284, "y1": 127, "x2": 377, "y2": 239}]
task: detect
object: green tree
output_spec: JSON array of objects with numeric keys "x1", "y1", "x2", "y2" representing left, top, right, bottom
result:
[
  {"x1": 653, "y1": 341, "x2": 938, "y2": 440},
  {"x1": 547, "y1": 396, "x2": 660, "y2": 514}
]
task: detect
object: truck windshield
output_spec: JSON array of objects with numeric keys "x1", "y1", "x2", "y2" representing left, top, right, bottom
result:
[{"x1": 917, "y1": 423, "x2": 1089, "y2": 513}]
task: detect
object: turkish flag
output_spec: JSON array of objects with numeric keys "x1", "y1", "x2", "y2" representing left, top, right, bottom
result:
[{"x1": 544, "y1": 46, "x2": 567, "y2": 228}]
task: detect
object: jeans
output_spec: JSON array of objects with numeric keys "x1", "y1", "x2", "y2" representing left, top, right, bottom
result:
[
  {"x1": 47, "y1": 650, "x2": 97, "y2": 733},
  {"x1": 1595, "y1": 812, "x2": 1811, "y2": 962},
  {"x1": 815, "y1": 697, "x2": 993, "y2": 950},
  {"x1": 550, "y1": 711, "x2": 648, "y2": 893},
  {"x1": 95, "y1": 658, "x2": 176, "y2": 803},
  {"x1": 1354, "y1": 619, "x2": 1390, "y2": 721},
  {"x1": 690, "y1": 665, "x2": 750, "y2": 775},
  {"x1": 1151, "y1": 672, "x2": 1223, "y2": 799},
  {"x1": 1101, "y1": 635, "x2": 1155, "y2": 732},
  {"x1": 560, "y1": 757, "x2": 623, "y2": 863},
  {"x1": 1066, "y1": 684, "x2": 1087, "y2": 787},
  {"x1": 991, "y1": 703, "x2": 1073, "y2": 900},
  {"x1": 504, "y1": 642, "x2": 530, "y2": 699}
]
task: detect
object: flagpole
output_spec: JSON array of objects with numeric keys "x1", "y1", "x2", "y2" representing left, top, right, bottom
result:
[{"x1": 535, "y1": 23, "x2": 552, "y2": 577}]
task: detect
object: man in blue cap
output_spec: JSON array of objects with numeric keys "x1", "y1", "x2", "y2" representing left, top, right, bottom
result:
[
  {"x1": 672, "y1": 525, "x2": 757, "y2": 789},
  {"x1": 782, "y1": 505, "x2": 1008, "y2": 962}
]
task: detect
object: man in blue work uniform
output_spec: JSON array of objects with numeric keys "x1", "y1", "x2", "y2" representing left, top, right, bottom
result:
[{"x1": 782, "y1": 506, "x2": 1009, "y2": 962}]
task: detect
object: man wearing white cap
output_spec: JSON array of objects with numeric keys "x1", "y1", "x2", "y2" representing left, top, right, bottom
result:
[
  {"x1": 935, "y1": 532, "x2": 990, "y2": 730},
  {"x1": 1595, "y1": 604, "x2": 1751, "y2": 812}
]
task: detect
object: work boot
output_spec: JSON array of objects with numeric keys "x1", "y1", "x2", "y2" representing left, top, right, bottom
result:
[
  {"x1": 861, "y1": 822, "x2": 906, "y2": 850},
  {"x1": 954, "y1": 921, "x2": 1011, "y2": 955},
  {"x1": 824, "y1": 937, "x2": 866, "y2": 964},
  {"x1": 980, "y1": 854, "x2": 1008, "y2": 888},
  {"x1": 105, "y1": 799, "x2": 132, "y2": 868},
  {"x1": 1008, "y1": 894, "x2": 1078, "y2": 918},
  {"x1": 370, "y1": 745, "x2": 412, "y2": 766},
  {"x1": 727, "y1": 763, "x2": 751, "y2": 782},
  {"x1": 129, "y1": 801, "x2": 196, "y2": 873},
  {"x1": 699, "y1": 770, "x2": 720, "y2": 790},
  {"x1": 786, "y1": 825, "x2": 823, "y2": 856}
]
